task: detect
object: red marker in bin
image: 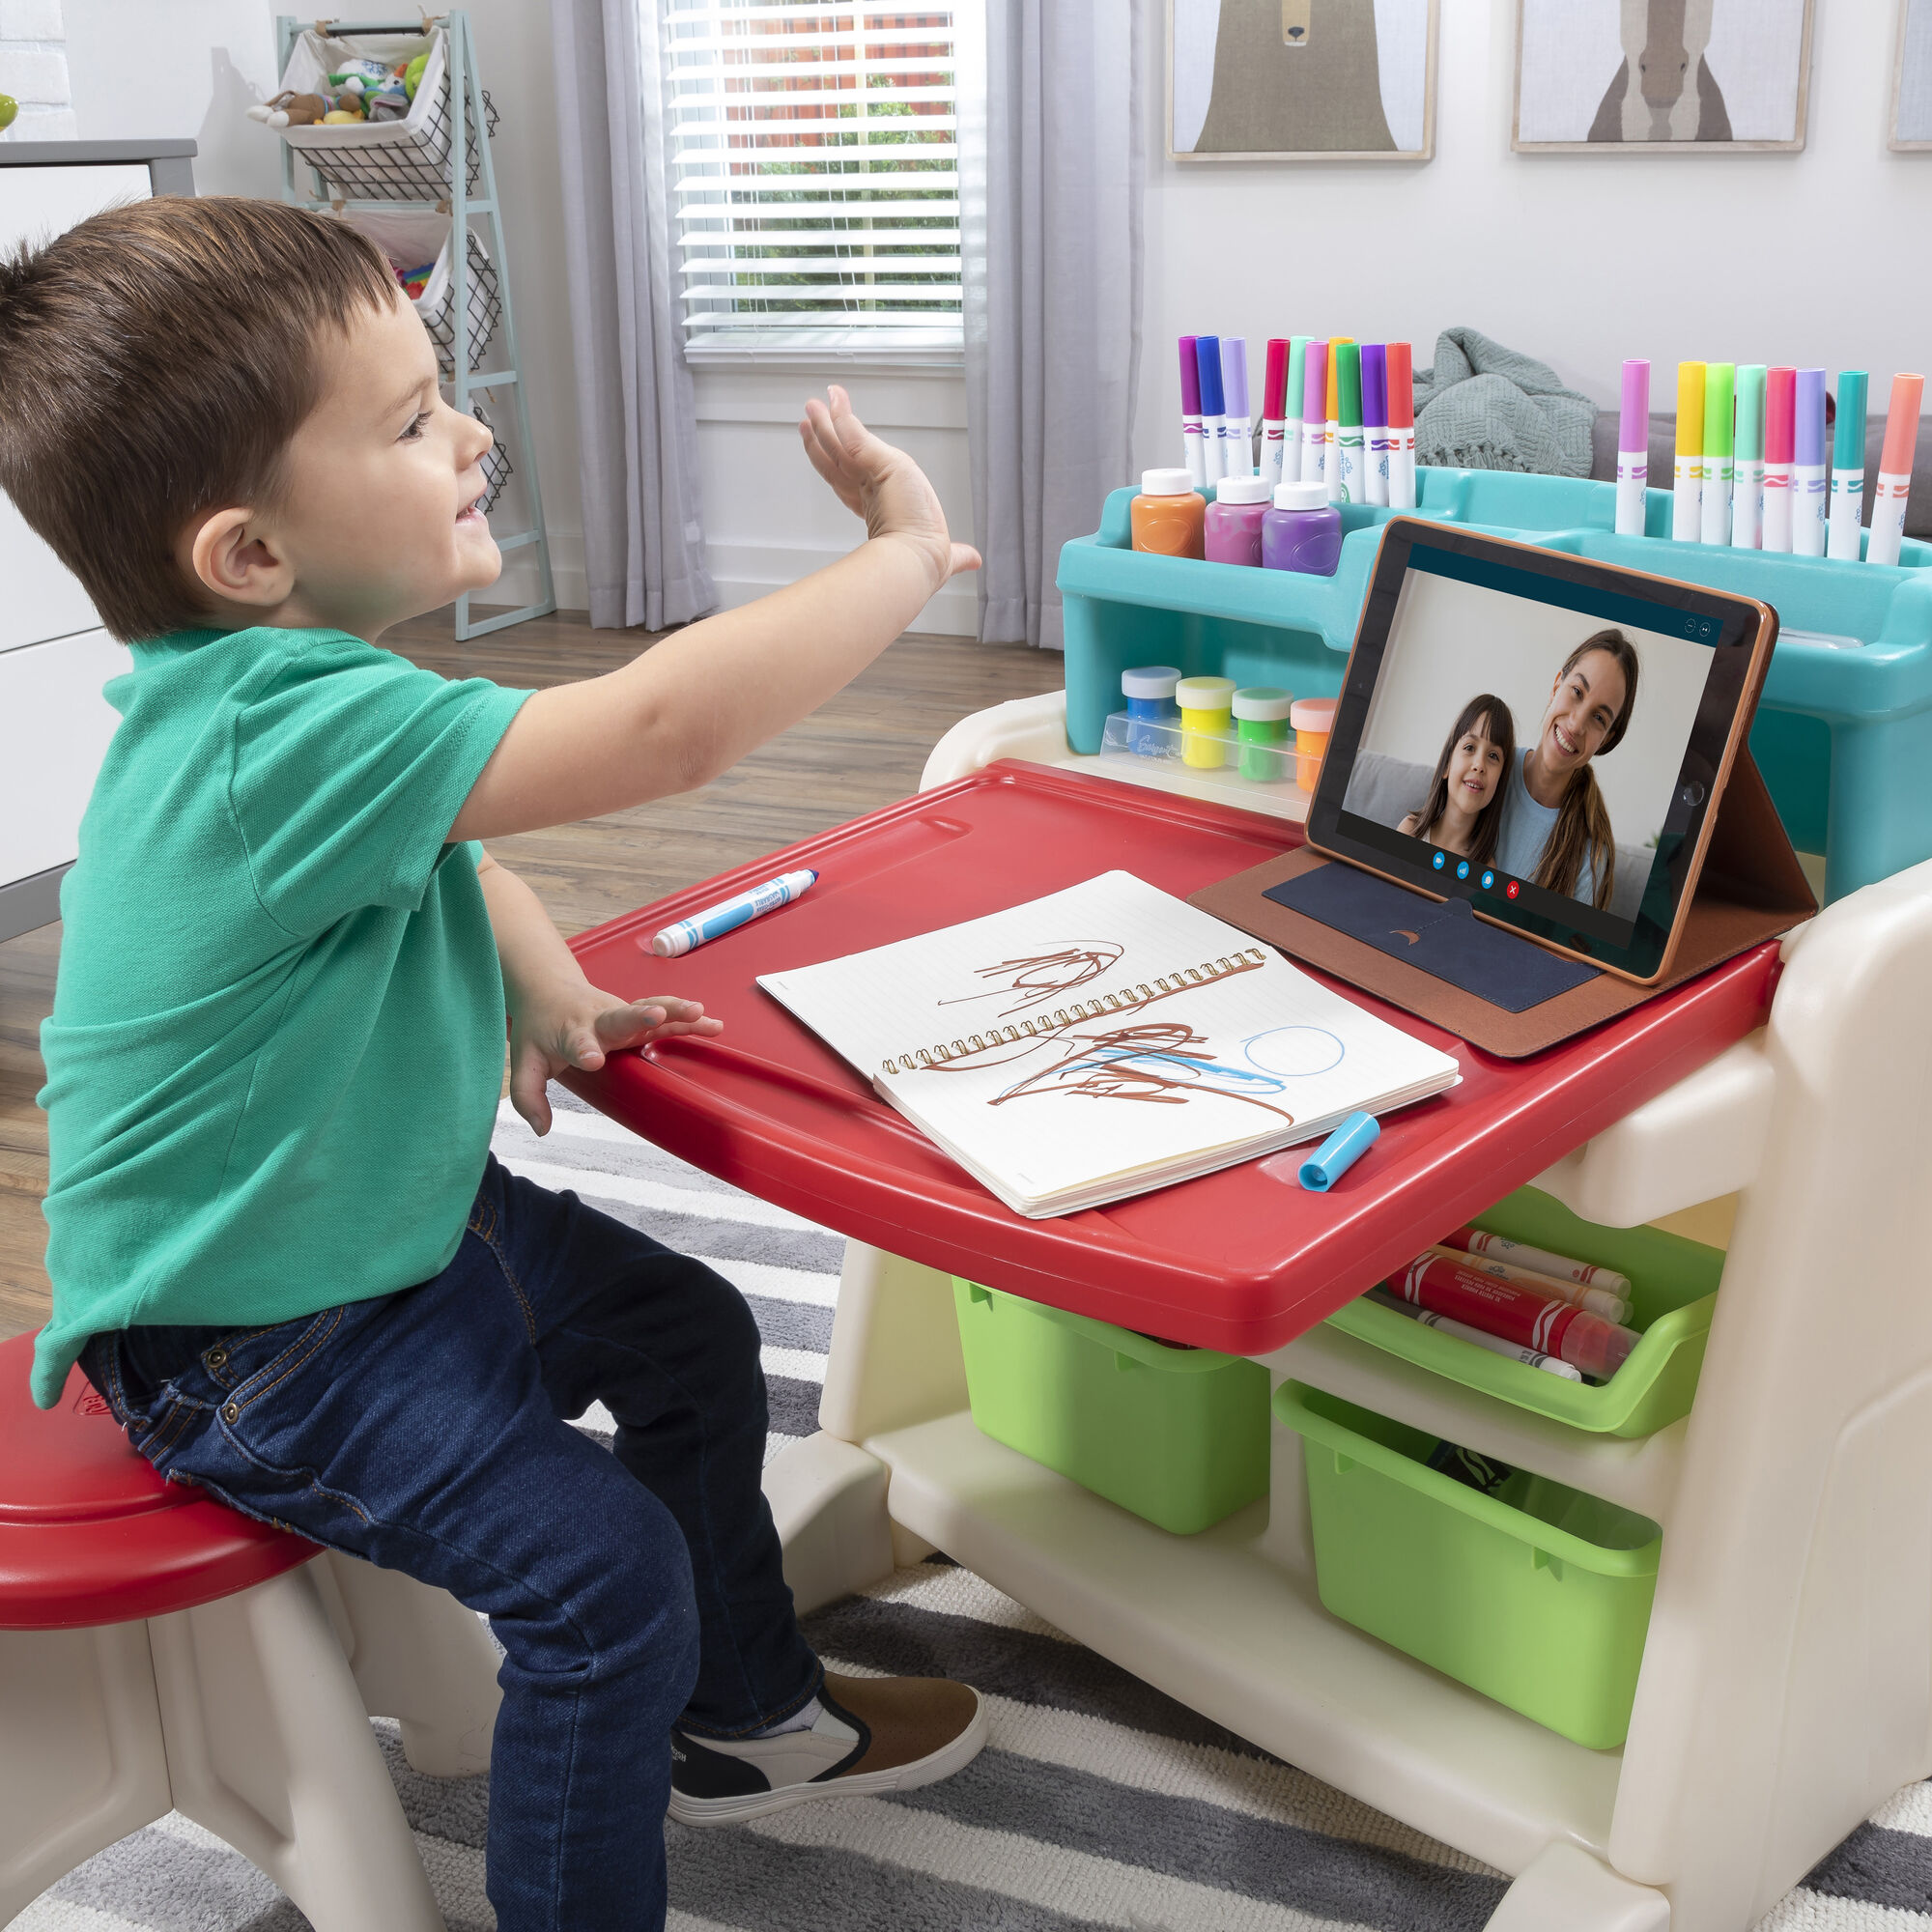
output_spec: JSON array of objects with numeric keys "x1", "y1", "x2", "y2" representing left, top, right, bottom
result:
[{"x1": 1387, "y1": 1253, "x2": 1640, "y2": 1380}]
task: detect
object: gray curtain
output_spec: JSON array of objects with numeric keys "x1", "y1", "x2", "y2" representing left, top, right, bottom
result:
[
  {"x1": 552, "y1": 0, "x2": 716, "y2": 631},
  {"x1": 964, "y1": 0, "x2": 1145, "y2": 649}
]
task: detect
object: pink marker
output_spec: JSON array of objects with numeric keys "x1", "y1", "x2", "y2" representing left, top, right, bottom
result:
[
  {"x1": 1299, "y1": 338, "x2": 1328, "y2": 489},
  {"x1": 1385, "y1": 342, "x2": 1416, "y2": 509},
  {"x1": 1261, "y1": 338, "x2": 1291, "y2": 489},
  {"x1": 1868, "y1": 372, "x2": 1924, "y2": 567},
  {"x1": 1179, "y1": 336, "x2": 1207, "y2": 488},
  {"x1": 1615, "y1": 358, "x2": 1650, "y2": 536},
  {"x1": 1762, "y1": 367, "x2": 1796, "y2": 553}
]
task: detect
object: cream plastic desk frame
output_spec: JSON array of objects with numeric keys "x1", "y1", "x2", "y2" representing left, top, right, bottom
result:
[{"x1": 758, "y1": 699, "x2": 1932, "y2": 1932}]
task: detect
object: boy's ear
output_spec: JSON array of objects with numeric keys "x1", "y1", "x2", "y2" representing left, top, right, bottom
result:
[{"x1": 183, "y1": 506, "x2": 295, "y2": 611}]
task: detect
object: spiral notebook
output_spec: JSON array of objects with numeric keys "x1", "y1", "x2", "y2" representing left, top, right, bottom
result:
[{"x1": 757, "y1": 870, "x2": 1460, "y2": 1217}]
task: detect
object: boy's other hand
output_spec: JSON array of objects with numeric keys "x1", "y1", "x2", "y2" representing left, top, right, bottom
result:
[
  {"x1": 509, "y1": 984, "x2": 722, "y2": 1135},
  {"x1": 800, "y1": 384, "x2": 980, "y2": 597}
]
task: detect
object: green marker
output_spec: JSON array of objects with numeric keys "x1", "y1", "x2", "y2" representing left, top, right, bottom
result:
[
  {"x1": 1334, "y1": 343, "x2": 1364, "y2": 504},
  {"x1": 1700, "y1": 362, "x2": 1735, "y2": 544},
  {"x1": 1732, "y1": 365, "x2": 1766, "y2": 548},
  {"x1": 1827, "y1": 369, "x2": 1869, "y2": 560}
]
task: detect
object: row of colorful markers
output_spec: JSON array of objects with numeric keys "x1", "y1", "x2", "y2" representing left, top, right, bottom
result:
[
  {"x1": 1179, "y1": 333, "x2": 1418, "y2": 509},
  {"x1": 1618, "y1": 359, "x2": 1924, "y2": 566}
]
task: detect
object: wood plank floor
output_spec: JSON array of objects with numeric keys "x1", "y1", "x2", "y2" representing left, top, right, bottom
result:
[{"x1": 0, "y1": 611, "x2": 1062, "y2": 1343}]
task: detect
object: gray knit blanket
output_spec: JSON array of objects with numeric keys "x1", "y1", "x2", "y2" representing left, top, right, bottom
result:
[{"x1": 1411, "y1": 327, "x2": 1597, "y2": 477}]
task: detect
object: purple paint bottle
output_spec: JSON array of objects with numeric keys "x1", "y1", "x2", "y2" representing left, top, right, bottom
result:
[
  {"x1": 1204, "y1": 475, "x2": 1272, "y2": 567},
  {"x1": 1263, "y1": 479, "x2": 1343, "y2": 578}
]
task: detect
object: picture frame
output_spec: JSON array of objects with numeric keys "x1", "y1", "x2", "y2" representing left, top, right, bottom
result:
[
  {"x1": 1167, "y1": 0, "x2": 1438, "y2": 164},
  {"x1": 1892, "y1": 0, "x2": 1932, "y2": 151},
  {"x1": 1512, "y1": 0, "x2": 1815, "y2": 155}
]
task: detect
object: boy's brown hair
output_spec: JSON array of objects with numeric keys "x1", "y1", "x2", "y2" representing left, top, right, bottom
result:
[{"x1": 0, "y1": 196, "x2": 399, "y2": 641}]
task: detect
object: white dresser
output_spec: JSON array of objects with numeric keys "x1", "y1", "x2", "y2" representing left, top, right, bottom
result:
[{"x1": 0, "y1": 140, "x2": 196, "y2": 942}]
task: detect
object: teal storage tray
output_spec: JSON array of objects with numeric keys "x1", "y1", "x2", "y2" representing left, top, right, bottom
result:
[
  {"x1": 1057, "y1": 469, "x2": 1932, "y2": 901},
  {"x1": 1322, "y1": 1186, "x2": 1723, "y2": 1438}
]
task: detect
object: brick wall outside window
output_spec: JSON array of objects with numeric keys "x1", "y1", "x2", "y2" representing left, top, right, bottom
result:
[{"x1": 0, "y1": 0, "x2": 73, "y2": 143}]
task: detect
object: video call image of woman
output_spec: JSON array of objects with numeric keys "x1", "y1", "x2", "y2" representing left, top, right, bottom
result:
[{"x1": 1404, "y1": 630, "x2": 1641, "y2": 914}]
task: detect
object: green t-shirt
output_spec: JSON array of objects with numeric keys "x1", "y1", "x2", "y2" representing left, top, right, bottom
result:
[{"x1": 32, "y1": 626, "x2": 531, "y2": 1407}]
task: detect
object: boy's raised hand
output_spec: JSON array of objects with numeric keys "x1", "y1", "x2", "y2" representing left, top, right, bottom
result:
[
  {"x1": 509, "y1": 985, "x2": 723, "y2": 1136},
  {"x1": 800, "y1": 384, "x2": 980, "y2": 593}
]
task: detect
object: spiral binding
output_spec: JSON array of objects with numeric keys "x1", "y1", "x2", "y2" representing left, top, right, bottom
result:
[{"x1": 880, "y1": 949, "x2": 1267, "y2": 1075}]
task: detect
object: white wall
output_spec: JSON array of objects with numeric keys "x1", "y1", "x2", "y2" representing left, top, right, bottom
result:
[{"x1": 1134, "y1": 0, "x2": 1932, "y2": 476}]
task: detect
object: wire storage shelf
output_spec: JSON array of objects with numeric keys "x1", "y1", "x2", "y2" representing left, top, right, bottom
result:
[{"x1": 273, "y1": 11, "x2": 554, "y2": 639}]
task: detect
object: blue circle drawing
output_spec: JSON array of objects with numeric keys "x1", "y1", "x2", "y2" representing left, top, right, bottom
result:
[
  {"x1": 1431, "y1": 851, "x2": 1446, "y2": 870},
  {"x1": 1456, "y1": 859, "x2": 1470, "y2": 880},
  {"x1": 1243, "y1": 1025, "x2": 1347, "y2": 1079}
]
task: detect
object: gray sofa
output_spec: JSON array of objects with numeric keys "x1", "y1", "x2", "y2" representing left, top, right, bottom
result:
[{"x1": 1343, "y1": 750, "x2": 1652, "y2": 925}]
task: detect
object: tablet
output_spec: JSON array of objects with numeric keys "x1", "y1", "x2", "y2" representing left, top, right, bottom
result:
[{"x1": 1306, "y1": 519, "x2": 1777, "y2": 985}]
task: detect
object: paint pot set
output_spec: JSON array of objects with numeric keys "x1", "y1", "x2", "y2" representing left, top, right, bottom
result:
[{"x1": 1103, "y1": 668, "x2": 1335, "y2": 792}]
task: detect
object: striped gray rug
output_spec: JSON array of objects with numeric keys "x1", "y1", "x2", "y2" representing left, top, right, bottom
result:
[{"x1": 17, "y1": 1088, "x2": 1932, "y2": 1930}]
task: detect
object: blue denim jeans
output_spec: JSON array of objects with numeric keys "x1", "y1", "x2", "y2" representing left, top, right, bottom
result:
[{"x1": 80, "y1": 1152, "x2": 821, "y2": 1932}]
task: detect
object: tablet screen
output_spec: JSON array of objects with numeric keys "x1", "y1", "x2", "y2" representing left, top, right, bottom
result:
[{"x1": 1308, "y1": 521, "x2": 1771, "y2": 981}]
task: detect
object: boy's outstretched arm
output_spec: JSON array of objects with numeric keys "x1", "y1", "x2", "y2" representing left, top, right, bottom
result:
[
  {"x1": 449, "y1": 387, "x2": 980, "y2": 844},
  {"x1": 475, "y1": 848, "x2": 722, "y2": 1135}
]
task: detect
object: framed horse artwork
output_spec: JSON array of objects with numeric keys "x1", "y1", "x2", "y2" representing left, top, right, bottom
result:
[{"x1": 1513, "y1": 0, "x2": 1815, "y2": 154}]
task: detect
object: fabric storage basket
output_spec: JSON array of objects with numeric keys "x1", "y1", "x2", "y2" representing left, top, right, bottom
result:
[
  {"x1": 276, "y1": 28, "x2": 493, "y2": 201},
  {"x1": 1276, "y1": 1380, "x2": 1662, "y2": 1749},
  {"x1": 336, "y1": 209, "x2": 499, "y2": 375},
  {"x1": 952, "y1": 1279, "x2": 1268, "y2": 1535}
]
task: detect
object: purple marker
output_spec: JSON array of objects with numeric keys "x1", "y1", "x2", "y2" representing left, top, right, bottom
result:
[
  {"x1": 1195, "y1": 334, "x2": 1227, "y2": 485},
  {"x1": 1616, "y1": 358, "x2": 1650, "y2": 536},
  {"x1": 1299, "y1": 338, "x2": 1328, "y2": 488},
  {"x1": 1220, "y1": 337, "x2": 1252, "y2": 478},
  {"x1": 1361, "y1": 345, "x2": 1389, "y2": 507},
  {"x1": 1179, "y1": 336, "x2": 1206, "y2": 488},
  {"x1": 1794, "y1": 368, "x2": 1828, "y2": 557}
]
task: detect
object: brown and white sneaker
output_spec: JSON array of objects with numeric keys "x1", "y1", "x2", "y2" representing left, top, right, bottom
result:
[{"x1": 667, "y1": 1670, "x2": 986, "y2": 1826}]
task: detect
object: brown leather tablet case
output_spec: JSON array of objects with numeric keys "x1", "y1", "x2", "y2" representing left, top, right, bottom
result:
[{"x1": 1189, "y1": 747, "x2": 1816, "y2": 1058}]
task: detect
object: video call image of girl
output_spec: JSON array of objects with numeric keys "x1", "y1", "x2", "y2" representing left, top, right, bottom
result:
[
  {"x1": 1495, "y1": 629, "x2": 1642, "y2": 913},
  {"x1": 1398, "y1": 695, "x2": 1516, "y2": 867}
]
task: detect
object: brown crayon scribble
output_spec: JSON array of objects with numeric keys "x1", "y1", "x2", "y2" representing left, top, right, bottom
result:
[
  {"x1": 986, "y1": 1020, "x2": 1295, "y2": 1121},
  {"x1": 939, "y1": 945, "x2": 1125, "y2": 1019}
]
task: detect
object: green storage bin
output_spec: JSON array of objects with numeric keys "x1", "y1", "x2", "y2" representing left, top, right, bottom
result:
[
  {"x1": 952, "y1": 1279, "x2": 1269, "y2": 1534},
  {"x1": 1277, "y1": 1381, "x2": 1661, "y2": 1749},
  {"x1": 1323, "y1": 1186, "x2": 1722, "y2": 1437}
]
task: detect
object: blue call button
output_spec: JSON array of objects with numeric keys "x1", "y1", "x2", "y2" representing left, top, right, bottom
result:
[
  {"x1": 1455, "y1": 859, "x2": 1470, "y2": 880},
  {"x1": 1480, "y1": 868, "x2": 1495, "y2": 891},
  {"x1": 1431, "y1": 851, "x2": 1446, "y2": 870}
]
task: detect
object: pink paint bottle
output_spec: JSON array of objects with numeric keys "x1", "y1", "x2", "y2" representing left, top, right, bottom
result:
[{"x1": 1203, "y1": 475, "x2": 1272, "y2": 567}]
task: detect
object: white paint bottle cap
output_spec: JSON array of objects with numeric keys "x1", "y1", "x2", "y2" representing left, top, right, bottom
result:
[{"x1": 1140, "y1": 468, "x2": 1197, "y2": 497}]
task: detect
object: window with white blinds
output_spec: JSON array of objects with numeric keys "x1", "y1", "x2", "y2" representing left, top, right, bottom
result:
[{"x1": 664, "y1": 3, "x2": 962, "y2": 353}]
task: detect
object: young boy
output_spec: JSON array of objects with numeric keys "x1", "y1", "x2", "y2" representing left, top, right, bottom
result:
[{"x1": 0, "y1": 196, "x2": 985, "y2": 1931}]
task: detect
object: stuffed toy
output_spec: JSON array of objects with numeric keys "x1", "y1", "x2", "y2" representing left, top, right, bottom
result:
[
  {"x1": 327, "y1": 59, "x2": 392, "y2": 96},
  {"x1": 365, "y1": 70, "x2": 412, "y2": 121},
  {"x1": 404, "y1": 53, "x2": 429, "y2": 99},
  {"x1": 322, "y1": 105, "x2": 364, "y2": 124},
  {"x1": 246, "y1": 90, "x2": 327, "y2": 129}
]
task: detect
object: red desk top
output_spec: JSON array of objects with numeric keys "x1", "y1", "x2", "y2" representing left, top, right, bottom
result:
[{"x1": 566, "y1": 762, "x2": 1777, "y2": 1356}]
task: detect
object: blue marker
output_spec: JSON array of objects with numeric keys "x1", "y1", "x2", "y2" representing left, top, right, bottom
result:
[
  {"x1": 1195, "y1": 334, "x2": 1227, "y2": 484},
  {"x1": 651, "y1": 869, "x2": 817, "y2": 958},
  {"x1": 1298, "y1": 1111, "x2": 1380, "y2": 1192}
]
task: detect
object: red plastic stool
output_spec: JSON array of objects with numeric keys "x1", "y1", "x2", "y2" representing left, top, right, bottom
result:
[{"x1": 0, "y1": 1334, "x2": 501, "y2": 1928}]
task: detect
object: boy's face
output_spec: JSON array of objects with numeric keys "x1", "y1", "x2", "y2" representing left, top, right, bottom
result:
[{"x1": 272, "y1": 293, "x2": 501, "y2": 636}]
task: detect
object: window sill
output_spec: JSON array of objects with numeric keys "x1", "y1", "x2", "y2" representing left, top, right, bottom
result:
[{"x1": 683, "y1": 327, "x2": 964, "y2": 375}]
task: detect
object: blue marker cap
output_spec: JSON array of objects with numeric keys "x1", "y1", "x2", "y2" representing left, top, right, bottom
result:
[
  {"x1": 1195, "y1": 335, "x2": 1225, "y2": 416},
  {"x1": 1298, "y1": 1111, "x2": 1380, "y2": 1192}
]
